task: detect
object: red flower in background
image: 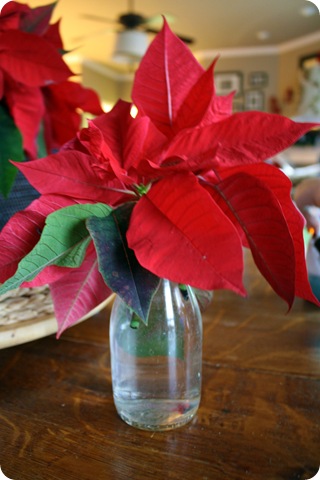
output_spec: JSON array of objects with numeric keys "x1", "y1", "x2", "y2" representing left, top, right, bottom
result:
[
  {"x1": 0, "y1": 19, "x2": 318, "y2": 336},
  {"x1": 0, "y1": 1, "x2": 103, "y2": 196}
]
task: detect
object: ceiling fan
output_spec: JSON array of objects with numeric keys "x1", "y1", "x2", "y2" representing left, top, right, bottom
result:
[{"x1": 80, "y1": 0, "x2": 194, "y2": 63}]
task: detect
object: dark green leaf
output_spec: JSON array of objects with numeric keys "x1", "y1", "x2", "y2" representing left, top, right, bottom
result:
[
  {"x1": 0, "y1": 103, "x2": 24, "y2": 198},
  {"x1": 87, "y1": 202, "x2": 160, "y2": 324},
  {"x1": 20, "y1": 2, "x2": 57, "y2": 34},
  {"x1": 37, "y1": 121, "x2": 48, "y2": 158}
]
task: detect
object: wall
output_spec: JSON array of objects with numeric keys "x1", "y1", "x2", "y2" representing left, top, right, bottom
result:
[
  {"x1": 81, "y1": 60, "x2": 133, "y2": 108},
  {"x1": 278, "y1": 38, "x2": 320, "y2": 117},
  {"x1": 80, "y1": 34, "x2": 320, "y2": 116}
]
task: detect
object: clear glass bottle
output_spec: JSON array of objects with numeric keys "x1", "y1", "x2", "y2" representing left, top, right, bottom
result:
[{"x1": 109, "y1": 279, "x2": 202, "y2": 431}]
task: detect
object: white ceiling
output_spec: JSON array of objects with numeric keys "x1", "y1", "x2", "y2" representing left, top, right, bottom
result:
[{"x1": 29, "y1": 0, "x2": 320, "y2": 70}]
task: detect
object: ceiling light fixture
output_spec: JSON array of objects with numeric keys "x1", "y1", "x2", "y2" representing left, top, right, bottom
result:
[
  {"x1": 112, "y1": 30, "x2": 148, "y2": 64},
  {"x1": 300, "y1": 3, "x2": 318, "y2": 16},
  {"x1": 256, "y1": 30, "x2": 270, "y2": 41}
]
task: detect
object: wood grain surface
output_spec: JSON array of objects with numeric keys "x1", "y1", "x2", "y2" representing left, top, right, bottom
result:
[{"x1": 0, "y1": 251, "x2": 319, "y2": 480}]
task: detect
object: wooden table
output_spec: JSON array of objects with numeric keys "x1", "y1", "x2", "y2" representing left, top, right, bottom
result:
[{"x1": 0, "y1": 252, "x2": 320, "y2": 480}]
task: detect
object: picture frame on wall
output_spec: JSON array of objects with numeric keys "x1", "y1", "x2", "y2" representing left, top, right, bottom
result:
[
  {"x1": 215, "y1": 72, "x2": 243, "y2": 97},
  {"x1": 244, "y1": 90, "x2": 264, "y2": 111},
  {"x1": 248, "y1": 71, "x2": 268, "y2": 87}
]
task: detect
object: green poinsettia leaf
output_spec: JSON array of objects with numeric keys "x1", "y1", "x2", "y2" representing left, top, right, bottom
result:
[
  {"x1": 0, "y1": 203, "x2": 112, "y2": 294},
  {"x1": 87, "y1": 202, "x2": 160, "y2": 324},
  {"x1": 0, "y1": 103, "x2": 24, "y2": 198}
]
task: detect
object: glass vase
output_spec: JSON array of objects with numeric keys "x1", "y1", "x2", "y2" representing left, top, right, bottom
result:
[{"x1": 109, "y1": 279, "x2": 202, "y2": 431}]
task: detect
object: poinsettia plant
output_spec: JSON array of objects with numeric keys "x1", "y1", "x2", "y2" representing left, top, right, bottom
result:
[
  {"x1": 0, "y1": 20, "x2": 319, "y2": 337},
  {"x1": 0, "y1": 1, "x2": 103, "y2": 197}
]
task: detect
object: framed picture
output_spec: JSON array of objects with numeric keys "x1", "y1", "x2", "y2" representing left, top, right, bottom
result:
[
  {"x1": 244, "y1": 90, "x2": 264, "y2": 111},
  {"x1": 248, "y1": 71, "x2": 268, "y2": 87},
  {"x1": 215, "y1": 72, "x2": 243, "y2": 97}
]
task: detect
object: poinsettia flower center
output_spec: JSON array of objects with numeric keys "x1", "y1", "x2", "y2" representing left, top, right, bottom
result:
[{"x1": 134, "y1": 183, "x2": 152, "y2": 196}]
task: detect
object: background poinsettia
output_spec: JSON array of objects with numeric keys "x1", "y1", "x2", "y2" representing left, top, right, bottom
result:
[
  {"x1": 0, "y1": 1, "x2": 104, "y2": 198},
  {"x1": 0, "y1": 19, "x2": 319, "y2": 337}
]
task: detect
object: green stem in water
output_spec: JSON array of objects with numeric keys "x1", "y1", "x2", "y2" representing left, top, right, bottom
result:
[{"x1": 130, "y1": 312, "x2": 141, "y2": 329}]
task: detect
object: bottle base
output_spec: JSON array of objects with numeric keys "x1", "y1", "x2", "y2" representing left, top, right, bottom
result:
[{"x1": 114, "y1": 398, "x2": 199, "y2": 431}]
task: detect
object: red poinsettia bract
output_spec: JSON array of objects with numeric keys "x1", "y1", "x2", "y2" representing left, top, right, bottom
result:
[
  {"x1": 0, "y1": 1, "x2": 103, "y2": 196},
  {"x1": 0, "y1": 19, "x2": 318, "y2": 336}
]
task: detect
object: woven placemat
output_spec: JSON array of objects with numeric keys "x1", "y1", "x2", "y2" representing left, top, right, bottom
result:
[{"x1": 0, "y1": 287, "x2": 114, "y2": 349}]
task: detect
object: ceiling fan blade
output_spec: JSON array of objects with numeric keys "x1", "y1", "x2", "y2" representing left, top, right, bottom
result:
[
  {"x1": 144, "y1": 13, "x2": 176, "y2": 27},
  {"x1": 80, "y1": 13, "x2": 118, "y2": 24},
  {"x1": 145, "y1": 27, "x2": 194, "y2": 44},
  {"x1": 175, "y1": 33, "x2": 194, "y2": 45}
]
